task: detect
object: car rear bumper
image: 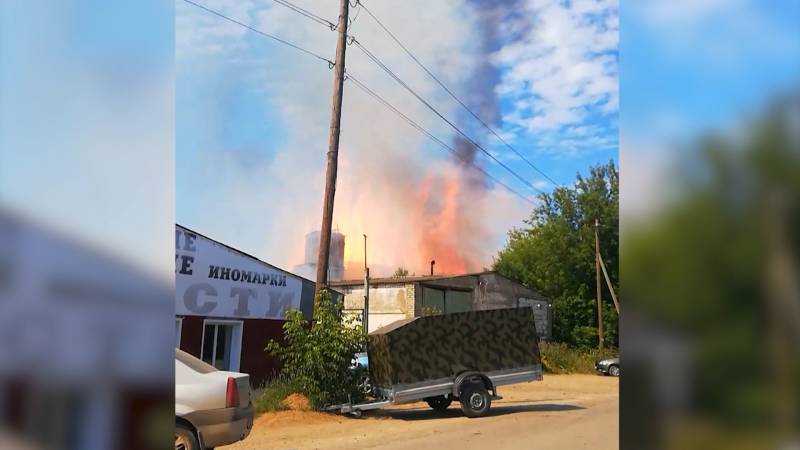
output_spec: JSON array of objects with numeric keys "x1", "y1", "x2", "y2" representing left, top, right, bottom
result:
[{"x1": 184, "y1": 403, "x2": 254, "y2": 448}]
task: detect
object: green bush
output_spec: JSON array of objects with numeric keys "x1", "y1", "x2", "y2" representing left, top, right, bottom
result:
[
  {"x1": 253, "y1": 377, "x2": 301, "y2": 413},
  {"x1": 539, "y1": 341, "x2": 616, "y2": 374},
  {"x1": 265, "y1": 290, "x2": 367, "y2": 409}
]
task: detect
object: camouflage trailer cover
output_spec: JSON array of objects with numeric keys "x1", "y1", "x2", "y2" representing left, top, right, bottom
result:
[{"x1": 368, "y1": 307, "x2": 541, "y2": 388}]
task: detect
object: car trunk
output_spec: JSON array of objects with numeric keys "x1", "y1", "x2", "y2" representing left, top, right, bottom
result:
[
  {"x1": 210, "y1": 371, "x2": 251, "y2": 408},
  {"x1": 233, "y1": 375, "x2": 251, "y2": 407}
]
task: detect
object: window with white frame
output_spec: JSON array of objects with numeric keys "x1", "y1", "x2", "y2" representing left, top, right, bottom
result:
[{"x1": 201, "y1": 320, "x2": 243, "y2": 372}]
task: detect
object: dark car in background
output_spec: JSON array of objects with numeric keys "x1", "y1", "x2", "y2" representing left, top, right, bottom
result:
[{"x1": 595, "y1": 357, "x2": 620, "y2": 377}]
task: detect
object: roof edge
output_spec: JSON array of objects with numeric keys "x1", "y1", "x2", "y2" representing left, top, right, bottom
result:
[{"x1": 176, "y1": 223, "x2": 323, "y2": 288}]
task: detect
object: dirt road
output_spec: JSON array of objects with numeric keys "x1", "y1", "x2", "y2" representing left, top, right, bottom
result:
[{"x1": 223, "y1": 374, "x2": 618, "y2": 450}]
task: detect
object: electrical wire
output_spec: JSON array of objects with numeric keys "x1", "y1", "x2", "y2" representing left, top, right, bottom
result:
[
  {"x1": 348, "y1": 2, "x2": 361, "y2": 28},
  {"x1": 271, "y1": 0, "x2": 337, "y2": 30},
  {"x1": 356, "y1": 0, "x2": 560, "y2": 187},
  {"x1": 181, "y1": 0, "x2": 538, "y2": 204},
  {"x1": 351, "y1": 38, "x2": 545, "y2": 195},
  {"x1": 181, "y1": 0, "x2": 334, "y2": 65},
  {"x1": 346, "y1": 72, "x2": 537, "y2": 206}
]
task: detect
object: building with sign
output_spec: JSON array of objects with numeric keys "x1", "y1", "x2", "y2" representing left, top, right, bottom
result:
[
  {"x1": 331, "y1": 272, "x2": 552, "y2": 339},
  {"x1": 175, "y1": 224, "x2": 324, "y2": 386}
]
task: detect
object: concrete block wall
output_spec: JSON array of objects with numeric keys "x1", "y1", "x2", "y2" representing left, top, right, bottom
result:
[
  {"x1": 404, "y1": 283, "x2": 416, "y2": 318},
  {"x1": 341, "y1": 284, "x2": 420, "y2": 313}
]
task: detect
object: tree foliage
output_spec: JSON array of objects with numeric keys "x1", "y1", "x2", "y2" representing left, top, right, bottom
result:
[
  {"x1": 392, "y1": 266, "x2": 409, "y2": 278},
  {"x1": 623, "y1": 99, "x2": 800, "y2": 429},
  {"x1": 493, "y1": 160, "x2": 619, "y2": 347},
  {"x1": 265, "y1": 290, "x2": 367, "y2": 408}
]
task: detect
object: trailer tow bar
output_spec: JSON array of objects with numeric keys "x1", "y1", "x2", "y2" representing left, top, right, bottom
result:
[{"x1": 325, "y1": 399, "x2": 392, "y2": 417}]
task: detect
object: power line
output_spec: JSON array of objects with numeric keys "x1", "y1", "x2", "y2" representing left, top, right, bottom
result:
[
  {"x1": 351, "y1": 38, "x2": 545, "y2": 195},
  {"x1": 271, "y1": 0, "x2": 336, "y2": 30},
  {"x1": 345, "y1": 72, "x2": 536, "y2": 206},
  {"x1": 181, "y1": 0, "x2": 334, "y2": 65},
  {"x1": 356, "y1": 0, "x2": 560, "y2": 187},
  {"x1": 181, "y1": 0, "x2": 539, "y2": 205}
]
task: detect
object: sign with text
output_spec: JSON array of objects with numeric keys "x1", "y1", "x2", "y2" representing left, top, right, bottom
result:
[{"x1": 175, "y1": 226, "x2": 302, "y2": 320}]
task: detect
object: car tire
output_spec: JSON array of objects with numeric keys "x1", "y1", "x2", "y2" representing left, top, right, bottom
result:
[
  {"x1": 459, "y1": 384, "x2": 491, "y2": 418},
  {"x1": 425, "y1": 395, "x2": 453, "y2": 411},
  {"x1": 608, "y1": 365, "x2": 620, "y2": 377},
  {"x1": 175, "y1": 423, "x2": 200, "y2": 450}
]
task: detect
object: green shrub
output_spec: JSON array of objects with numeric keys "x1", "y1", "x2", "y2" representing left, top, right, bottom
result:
[
  {"x1": 265, "y1": 290, "x2": 367, "y2": 409},
  {"x1": 253, "y1": 377, "x2": 301, "y2": 414},
  {"x1": 540, "y1": 341, "x2": 617, "y2": 374}
]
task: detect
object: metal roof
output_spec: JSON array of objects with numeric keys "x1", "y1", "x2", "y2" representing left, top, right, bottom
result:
[{"x1": 330, "y1": 270, "x2": 541, "y2": 294}]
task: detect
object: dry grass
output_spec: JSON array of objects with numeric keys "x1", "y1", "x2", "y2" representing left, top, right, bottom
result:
[{"x1": 540, "y1": 342, "x2": 616, "y2": 374}]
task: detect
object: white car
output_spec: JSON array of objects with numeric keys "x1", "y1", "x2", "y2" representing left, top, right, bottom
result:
[{"x1": 175, "y1": 349, "x2": 254, "y2": 450}]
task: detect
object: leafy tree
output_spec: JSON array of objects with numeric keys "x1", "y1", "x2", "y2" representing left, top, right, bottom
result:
[
  {"x1": 266, "y1": 290, "x2": 367, "y2": 408},
  {"x1": 392, "y1": 266, "x2": 409, "y2": 277},
  {"x1": 623, "y1": 98, "x2": 800, "y2": 433},
  {"x1": 493, "y1": 160, "x2": 619, "y2": 347}
]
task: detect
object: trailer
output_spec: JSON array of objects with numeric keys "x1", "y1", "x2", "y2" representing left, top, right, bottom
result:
[{"x1": 328, "y1": 307, "x2": 543, "y2": 418}]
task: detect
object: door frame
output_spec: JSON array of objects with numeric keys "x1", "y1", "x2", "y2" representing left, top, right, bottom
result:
[{"x1": 200, "y1": 319, "x2": 244, "y2": 372}]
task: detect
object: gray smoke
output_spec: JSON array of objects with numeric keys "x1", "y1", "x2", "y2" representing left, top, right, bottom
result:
[{"x1": 454, "y1": 0, "x2": 524, "y2": 186}]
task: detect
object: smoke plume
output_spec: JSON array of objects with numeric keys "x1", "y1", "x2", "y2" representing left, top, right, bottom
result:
[
  {"x1": 176, "y1": 0, "x2": 530, "y2": 280},
  {"x1": 332, "y1": 0, "x2": 526, "y2": 279}
]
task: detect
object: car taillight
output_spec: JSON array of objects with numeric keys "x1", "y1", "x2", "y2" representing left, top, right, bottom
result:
[{"x1": 226, "y1": 377, "x2": 239, "y2": 408}]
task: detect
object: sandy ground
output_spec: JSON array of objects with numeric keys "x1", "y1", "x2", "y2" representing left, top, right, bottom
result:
[{"x1": 222, "y1": 374, "x2": 618, "y2": 450}]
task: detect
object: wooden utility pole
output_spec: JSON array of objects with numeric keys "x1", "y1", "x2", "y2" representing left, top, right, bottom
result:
[
  {"x1": 315, "y1": 0, "x2": 350, "y2": 301},
  {"x1": 363, "y1": 234, "x2": 369, "y2": 333},
  {"x1": 595, "y1": 218, "x2": 604, "y2": 350}
]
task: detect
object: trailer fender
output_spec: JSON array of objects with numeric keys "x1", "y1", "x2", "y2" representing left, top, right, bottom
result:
[{"x1": 453, "y1": 371, "x2": 494, "y2": 398}]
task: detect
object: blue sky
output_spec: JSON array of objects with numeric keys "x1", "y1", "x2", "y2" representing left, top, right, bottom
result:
[
  {"x1": 174, "y1": 0, "x2": 796, "y2": 274},
  {"x1": 176, "y1": 0, "x2": 620, "y2": 273},
  {"x1": 2, "y1": 0, "x2": 795, "y2": 277},
  {"x1": 620, "y1": 0, "x2": 800, "y2": 216},
  {"x1": 622, "y1": 0, "x2": 799, "y2": 141},
  {"x1": 1, "y1": 0, "x2": 175, "y2": 279}
]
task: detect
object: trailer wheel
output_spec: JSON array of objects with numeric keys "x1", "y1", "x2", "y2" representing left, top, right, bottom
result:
[
  {"x1": 459, "y1": 384, "x2": 491, "y2": 418},
  {"x1": 425, "y1": 395, "x2": 452, "y2": 411}
]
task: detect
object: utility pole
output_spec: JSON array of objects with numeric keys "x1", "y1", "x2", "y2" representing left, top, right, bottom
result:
[
  {"x1": 315, "y1": 0, "x2": 350, "y2": 302},
  {"x1": 363, "y1": 234, "x2": 369, "y2": 334},
  {"x1": 595, "y1": 218, "x2": 604, "y2": 350}
]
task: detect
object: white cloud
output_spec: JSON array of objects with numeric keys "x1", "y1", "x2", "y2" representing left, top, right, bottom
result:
[
  {"x1": 177, "y1": 0, "x2": 532, "y2": 274},
  {"x1": 176, "y1": 0, "x2": 260, "y2": 59},
  {"x1": 631, "y1": 0, "x2": 799, "y2": 70},
  {"x1": 493, "y1": 0, "x2": 618, "y2": 133},
  {"x1": 619, "y1": 136, "x2": 672, "y2": 222},
  {"x1": 637, "y1": 0, "x2": 743, "y2": 28}
]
